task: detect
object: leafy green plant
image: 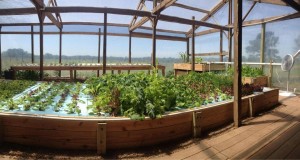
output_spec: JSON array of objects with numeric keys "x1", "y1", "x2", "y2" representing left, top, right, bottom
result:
[
  {"x1": 179, "y1": 52, "x2": 188, "y2": 63},
  {"x1": 0, "y1": 80, "x2": 35, "y2": 101},
  {"x1": 226, "y1": 66, "x2": 265, "y2": 77},
  {"x1": 195, "y1": 57, "x2": 203, "y2": 64}
]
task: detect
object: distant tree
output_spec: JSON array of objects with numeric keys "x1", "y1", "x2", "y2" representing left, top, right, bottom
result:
[
  {"x1": 3, "y1": 48, "x2": 30, "y2": 62},
  {"x1": 246, "y1": 31, "x2": 281, "y2": 62},
  {"x1": 295, "y1": 34, "x2": 300, "y2": 51}
]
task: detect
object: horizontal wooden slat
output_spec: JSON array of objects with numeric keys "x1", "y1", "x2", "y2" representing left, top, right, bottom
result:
[
  {"x1": 4, "y1": 137, "x2": 96, "y2": 149},
  {"x1": 106, "y1": 112, "x2": 192, "y2": 132},
  {"x1": 107, "y1": 126, "x2": 191, "y2": 149},
  {"x1": 1, "y1": 116, "x2": 98, "y2": 131},
  {"x1": 193, "y1": 52, "x2": 229, "y2": 56},
  {"x1": 107, "y1": 121, "x2": 192, "y2": 144}
]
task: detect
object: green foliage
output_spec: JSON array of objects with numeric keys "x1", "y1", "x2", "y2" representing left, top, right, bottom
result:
[
  {"x1": 227, "y1": 66, "x2": 264, "y2": 77},
  {"x1": 85, "y1": 71, "x2": 234, "y2": 120},
  {"x1": 195, "y1": 57, "x2": 203, "y2": 64},
  {"x1": 179, "y1": 52, "x2": 188, "y2": 63},
  {"x1": 0, "y1": 80, "x2": 35, "y2": 101},
  {"x1": 16, "y1": 70, "x2": 50, "y2": 80}
]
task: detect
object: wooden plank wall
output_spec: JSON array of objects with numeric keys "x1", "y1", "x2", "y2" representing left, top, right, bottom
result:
[
  {"x1": 0, "y1": 89, "x2": 279, "y2": 150},
  {"x1": 0, "y1": 111, "x2": 193, "y2": 150},
  {"x1": 252, "y1": 89, "x2": 279, "y2": 114},
  {"x1": 105, "y1": 112, "x2": 193, "y2": 149}
]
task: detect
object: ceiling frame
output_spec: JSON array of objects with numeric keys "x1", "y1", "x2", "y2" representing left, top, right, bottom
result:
[{"x1": 129, "y1": 0, "x2": 177, "y2": 31}]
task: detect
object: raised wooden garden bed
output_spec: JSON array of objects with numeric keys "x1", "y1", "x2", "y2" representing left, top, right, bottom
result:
[
  {"x1": 0, "y1": 88, "x2": 279, "y2": 153},
  {"x1": 174, "y1": 63, "x2": 225, "y2": 76},
  {"x1": 243, "y1": 76, "x2": 268, "y2": 87}
]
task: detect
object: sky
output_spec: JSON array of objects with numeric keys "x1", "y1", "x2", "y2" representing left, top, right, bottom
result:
[{"x1": 0, "y1": 0, "x2": 300, "y2": 59}]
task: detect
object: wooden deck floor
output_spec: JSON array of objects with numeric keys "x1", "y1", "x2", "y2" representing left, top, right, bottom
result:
[{"x1": 152, "y1": 95, "x2": 300, "y2": 160}]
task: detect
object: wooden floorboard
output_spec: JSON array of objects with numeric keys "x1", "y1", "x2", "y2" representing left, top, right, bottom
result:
[
  {"x1": 150, "y1": 95, "x2": 300, "y2": 160},
  {"x1": 250, "y1": 123, "x2": 300, "y2": 159},
  {"x1": 267, "y1": 123, "x2": 300, "y2": 159}
]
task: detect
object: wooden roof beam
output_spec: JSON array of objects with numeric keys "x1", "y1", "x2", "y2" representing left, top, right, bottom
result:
[
  {"x1": 159, "y1": 14, "x2": 229, "y2": 30},
  {"x1": 172, "y1": 3, "x2": 210, "y2": 13},
  {"x1": 193, "y1": 12, "x2": 300, "y2": 37},
  {"x1": 252, "y1": 0, "x2": 288, "y2": 6},
  {"x1": 186, "y1": 0, "x2": 228, "y2": 37},
  {"x1": 130, "y1": 0, "x2": 177, "y2": 31},
  {"x1": 129, "y1": 0, "x2": 146, "y2": 28},
  {"x1": 282, "y1": 0, "x2": 300, "y2": 11},
  {"x1": 231, "y1": 12, "x2": 300, "y2": 27},
  {"x1": 30, "y1": 0, "x2": 62, "y2": 29}
]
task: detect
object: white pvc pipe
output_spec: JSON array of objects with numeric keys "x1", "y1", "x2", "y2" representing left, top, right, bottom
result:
[
  {"x1": 205, "y1": 61, "x2": 281, "y2": 66},
  {"x1": 294, "y1": 50, "x2": 300, "y2": 58}
]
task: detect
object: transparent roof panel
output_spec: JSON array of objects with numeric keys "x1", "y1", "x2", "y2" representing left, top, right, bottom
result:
[
  {"x1": 0, "y1": 0, "x2": 34, "y2": 9},
  {"x1": 134, "y1": 28, "x2": 186, "y2": 38},
  {"x1": 161, "y1": 6, "x2": 206, "y2": 20},
  {"x1": 244, "y1": 2, "x2": 296, "y2": 21},
  {"x1": 60, "y1": 13, "x2": 104, "y2": 22},
  {"x1": 62, "y1": 25, "x2": 101, "y2": 32},
  {"x1": 0, "y1": 15, "x2": 39, "y2": 23},
  {"x1": 156, "y1": 21, "x2": 191, "y2": 32},
  {"x1": 56, "y1": 0, "x2": 139, "y2": 9},
  {"x1": 206, "y1": 3, "x2": 229, "y2": 26},
  {"x1": 108, "y1": 14, "x2": 132, "y2": 24},
  {"x1": 176, "y1": 0, "x2": 221, "y2": 11},
  {"x1": 2, "y1": 26, "x2": 31, "y2": 32}
]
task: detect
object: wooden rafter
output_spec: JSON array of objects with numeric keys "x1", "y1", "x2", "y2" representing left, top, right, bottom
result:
[
  {"x1": 193, "y1": 12, "x2": 300, "y2": 37},
  {"x1": 253, "y1": 0, "x2": 288, "y2": 6},
  {"x1": 282, "y1": 0, "x2": 300, "y2": 11},
  {"x1": 0, "y1": 31, "x2": 186, "y2": 41},
  {"x1": 186, "y1": 0, "x2": 228, "y2": 37},
  {"x1": 233, "y1": 12, "x2": 300, "y2": 27},
  {"x1": 0, "y1": 21, "x2": 187, "y2": 35},
  {"x1": 0, "y1": 7, "x2": 228, "y2": 30},
  {"x1": 52, "y1": 0, "x2": 63, "y2": 26},
  {"x1": 130, "y1": 0, "x2": 177, "y2": 31},
  {"x1": 129, "y1": 0, "x2": 146, "y2": 28},
  {"x1": 159, "y1": 14, "x2": 228, "y2": 30},
  {"x1": 172, "y1": 3, "x2": 210, "y2": 13},
  {"x1": 242, "y1": 1, "x2": 257, "y2": 22},
  {"x1": 30, "y1": 0, "x2": 62, "y2": 29}
]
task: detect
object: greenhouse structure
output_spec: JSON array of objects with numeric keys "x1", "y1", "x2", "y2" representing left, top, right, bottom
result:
[{"x1": 0, "y1": 0, "x2": 300, "y2": 159}]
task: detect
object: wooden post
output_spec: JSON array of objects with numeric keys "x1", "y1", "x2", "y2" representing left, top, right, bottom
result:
[
  {"x1": 192, "y1": 16, "x2": 195, "y2": 71},
  {"x1": 128, "y1": 31, "x2": 132, "y2": 74},
  {"x1": 39, "y1": 17, "x2": 44, "y2": 80},
  {"x1": 152, "y1": 18, "x2": 158, "y2": 67},
  {"x1": 153, "y1": 0, "x2": 157, "y2": 8},
  {"x1": 228, "y1": 0, "x2": 233, "y2": 62},
  {"x1": 31, "y1": 25, "x2": 34, "y2": 64},
  {"x1": 186, "y1": 38, "x2": 190, "y2": 62},
  {"x1": 97, "y1": 28, "x2": 101, "y2": 77},
  {"x1": 129, "y1": 31, "x2": 132, "y2": 64},
  {"x1": 0, "y1": 26, "x2": 2, "y2": 74},
  {"x1": 103, "y1": 13, "x2": 107, "y2": 75},
  {"x1": 97, "y1": 123, "x2": 107, "y2": 155},
  {"x1": 0, "y1": 117, "x2": 3, "y2": 145},
  {"x1": 249, "y1": 97, "x2": 253, "y2": 117},
  {"x1": 220, "y1": 29, "x2": 223, "y2": 62},
  {"x1": 233, "y1": 0, "x2": 243, "y2": 128},
  {"x1": 59, "y1": 28, "x2": 62, "y2": 77},
  {"x1": 260, "y1": 23, "x2": 266, "y2": 69},
  {"x1": 193, "y1": 112, "x2": 201, "y2": 138},
  {"x1": 269, "y1": 60, "x2": 273, "y2": 87}
]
